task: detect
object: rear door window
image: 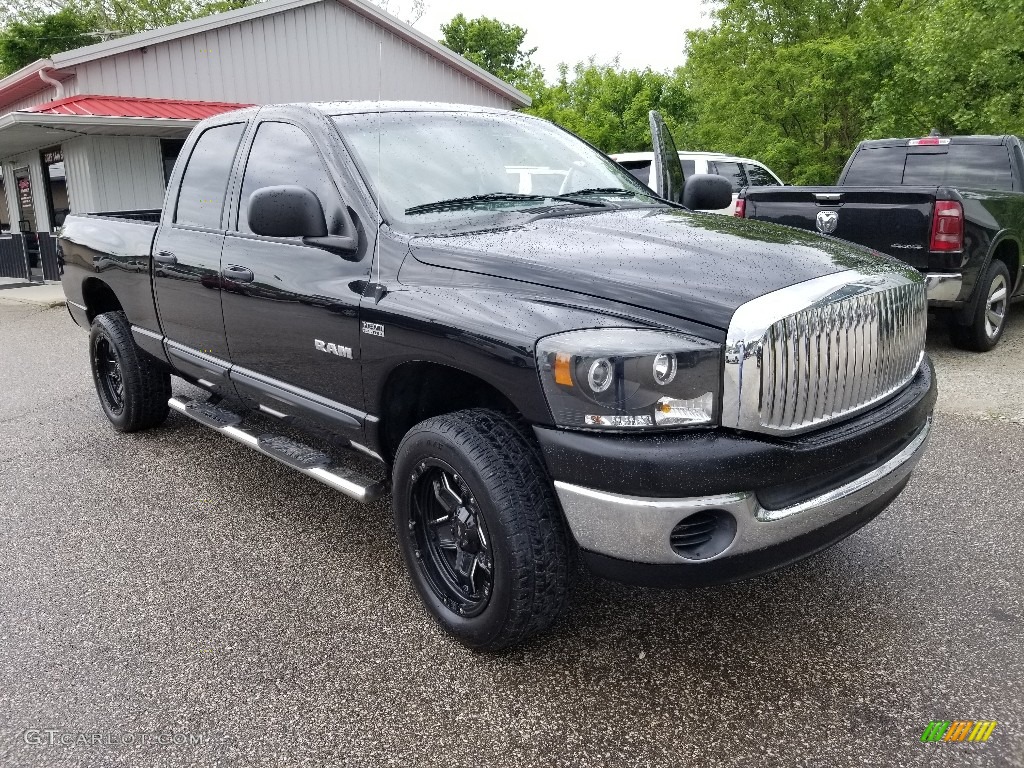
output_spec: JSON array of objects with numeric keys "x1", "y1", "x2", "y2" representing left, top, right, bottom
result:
[
  {"x1": 710, "y1": 161, "x2": 747, "y2": 192},
  {"x1": 744, "y1": 163, "x2": 780, "y2": 186},
  {"x1": 173, "y1": 123, "x2": 245, "y2": 229}
]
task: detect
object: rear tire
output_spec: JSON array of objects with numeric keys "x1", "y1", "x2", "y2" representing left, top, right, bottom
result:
[
  {"x1": 951, "y1": 260, "x2": 1011, "y2": 352},
  {"x1": 89, "y1": 311, "x2": 171, "y2": 432},
  {"x1": 392, "y1": 409, "x2": 571, "y2": 651}
]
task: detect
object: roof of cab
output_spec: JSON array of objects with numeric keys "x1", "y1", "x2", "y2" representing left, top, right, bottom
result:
[
  {"x1": 858, "y1": 135, "x2": 1016, "y2": 149},
  {"x1": 310, "y1": 101, "x2": 517, "y2": 116}
]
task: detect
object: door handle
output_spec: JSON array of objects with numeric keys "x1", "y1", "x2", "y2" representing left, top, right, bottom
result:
[
  {"x1": 222, "y1": 264, "x2": 255, "y2": 283},
  {"x1": 154, "y1": 250, "x2": 177, "y2": 265}
]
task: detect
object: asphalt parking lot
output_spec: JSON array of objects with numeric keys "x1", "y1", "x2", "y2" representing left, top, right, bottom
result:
[{"x1": 1, "y1": 300, "x2": 1022, "y2": 768}]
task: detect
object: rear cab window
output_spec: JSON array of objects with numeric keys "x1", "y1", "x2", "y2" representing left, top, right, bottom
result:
[
  {"x1": 173, "y1": 123, "x2": 245, "y2": 228},
  {"x1": 844, "y1": 142, "x2": 1015, "y2": 191}
]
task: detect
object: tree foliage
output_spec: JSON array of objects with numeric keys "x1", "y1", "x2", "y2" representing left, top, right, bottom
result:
[
  {"x1": 0, "y1": 0, "x2": 260, "y2": 75},
  {"x1": 439, "y1": 13, "x2": 544, "y2": 96},
  {"x1": 0, "y1": 5, "x2": 100, "y2": 74},
  {"x1": 528, "y1": 61, "x2": 691, "y2": 153}
]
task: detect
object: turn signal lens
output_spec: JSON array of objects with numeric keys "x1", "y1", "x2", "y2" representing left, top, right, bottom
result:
[{"x1": 554, "y1": 352, "x2": 573, "y2": 386}]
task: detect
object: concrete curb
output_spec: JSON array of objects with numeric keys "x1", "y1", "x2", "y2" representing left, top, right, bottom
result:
[{"x1": 0, "y1": 284, "x2": 67, "y2": 308}]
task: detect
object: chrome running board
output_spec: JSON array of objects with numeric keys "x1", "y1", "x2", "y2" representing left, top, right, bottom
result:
[{"x1": 168, "y1": 397, "x2": 388, "y2": 503}]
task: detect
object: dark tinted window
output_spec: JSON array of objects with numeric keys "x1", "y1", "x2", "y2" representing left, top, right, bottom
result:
[
  {"x1": 174, "y1": 123, "x2": 244, "y2": 228},
  {"x1": 903, "y1": 145, "x2": 1013, "y2": 191},
  {"x1": 843, "y1": 147, "x2": 906, "y2": 185},
  {"x1": 711, "y1": 161, "x2": 746, "y2": 191},
  {"x1": 744, "y1": 163, "x2": 780, "y2": 186},
  {"x1": 161, "y1": 139, "x2": 185, "y2": 187},
  {"x1": 681, "y1": 160, "x2": 696, "y2": 177},
  {"x1": 237, "y1": 122, "x2": 341, "y2": 234},
  {"x1": 844, "y1": 143, "x2": 1014, "y2": 190},
  {"x1": 619, "y1": 159, "x2": 652, "y2": 184}
]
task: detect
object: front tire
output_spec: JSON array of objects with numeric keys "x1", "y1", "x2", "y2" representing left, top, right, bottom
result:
[
  {"x1": 89, "y1": 311, "x2": 171, "y2": 432},
  {"x1": 392, "y1": 409, "x2": 571, "y2": 651},
  {"x1": 951, "y1": 260, "x2": 1011, "y2": 352}
]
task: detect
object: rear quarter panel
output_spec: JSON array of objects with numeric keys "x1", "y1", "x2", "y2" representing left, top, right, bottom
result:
[{"x1": 59, "y1": 215, "x2": 161, "y2": 332}]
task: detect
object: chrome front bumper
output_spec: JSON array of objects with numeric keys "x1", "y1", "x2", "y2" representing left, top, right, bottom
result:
[
  {"x1": 925, "y1": 273, "x2": 963, "y2": 303},
  {"x1": 554, "y1": 418, "x2": 931, "y2": 565}
]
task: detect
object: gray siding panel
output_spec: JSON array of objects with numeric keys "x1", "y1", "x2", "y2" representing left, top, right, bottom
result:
[
  {"x1": 71, "y1": 0, "x2": 518, "y2": 109},
  {"x1": 63, "y1": 137, "x2": 96, "y2": 214},
  {"x1": 63, "y1": 136, "x2": 165, "y2": 213}
]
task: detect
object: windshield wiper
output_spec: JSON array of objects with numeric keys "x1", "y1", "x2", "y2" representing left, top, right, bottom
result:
[
  {"x1": 405, "y1": 192, "x2": 607, "y2": 215},
  {"x1": 560, "y1": 187, "x2": 643, "y2": 198}
]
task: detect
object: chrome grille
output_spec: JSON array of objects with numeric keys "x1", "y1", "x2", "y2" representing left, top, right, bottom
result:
[{"x1": 723, "y1": 269, "x2": 927, "y2": 436}]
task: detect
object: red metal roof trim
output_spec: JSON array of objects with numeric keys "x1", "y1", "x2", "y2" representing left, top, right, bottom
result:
[{"x1": 24, "y1": 94, "x2": 252, "y2": 120}]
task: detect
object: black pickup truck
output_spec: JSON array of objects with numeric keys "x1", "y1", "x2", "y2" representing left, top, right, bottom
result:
[
  {"x1": 59, "y1": 104, "x2": 935, "y2": 650},
  {"x1": 739, "y1": 135, "x2": 1024, "y2": 351}
]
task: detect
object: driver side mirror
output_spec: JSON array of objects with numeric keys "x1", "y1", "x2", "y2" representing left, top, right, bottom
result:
[
  {"x1": 248, "y1": 185, "x2": 358, "y2": 257},
  {"x1": 682, "y1": 174, "x2": 733, "y2": 211}
]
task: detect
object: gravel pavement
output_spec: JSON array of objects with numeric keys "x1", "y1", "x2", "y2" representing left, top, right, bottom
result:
[{"x1": 0, "y1": 301, "x2": 1022, "y2": 768}]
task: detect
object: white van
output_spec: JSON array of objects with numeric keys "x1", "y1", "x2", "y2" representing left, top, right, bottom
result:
[{"x1": 610, "y1": 151, "x2": 784, "y2": 215}]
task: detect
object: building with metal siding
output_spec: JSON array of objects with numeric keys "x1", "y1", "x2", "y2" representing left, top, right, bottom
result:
[{"x1": 0, "y1": 0, "x2": 528, "y2": 282}]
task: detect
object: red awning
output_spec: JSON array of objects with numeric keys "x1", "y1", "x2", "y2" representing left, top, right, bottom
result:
[{"x1": 24, "y1": 94, "x2": 252, "y2": 120}]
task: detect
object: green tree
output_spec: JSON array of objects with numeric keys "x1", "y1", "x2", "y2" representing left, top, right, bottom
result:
[
  {"x1": 528, "y1": 60, "x2": 692, "y2": 153},
  {"x1": 868, "y1": 0, "x2": 1024, "y2": 137},
  {"x1": 439, "y1": 13, "x2": 544, "y2": 97},
  {"x1": 0, "y1": 6, "x2": 101, "y2": 75},
  {"x1": 0, "y1": 0, "x2": 262, "y2": 65},
  {"x1": 682, "y1": 0, "x2": 900, "y2": 184}
]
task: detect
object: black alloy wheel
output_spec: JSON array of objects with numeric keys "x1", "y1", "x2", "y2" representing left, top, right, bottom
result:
[
  {"x1": 94, "y1": 336, "x2": 125, "y2": 415},
  {"x1": 392, "y1": 409, "x2": 572, "y2": 651},
  {"x1": 408, "y1": 459, "x2": 493, "y2": 617}
]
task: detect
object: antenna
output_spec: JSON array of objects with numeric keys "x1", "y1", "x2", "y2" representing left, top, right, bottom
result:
[{"x1": 373, "y1": 39, "x2": 383, "y2": 298}]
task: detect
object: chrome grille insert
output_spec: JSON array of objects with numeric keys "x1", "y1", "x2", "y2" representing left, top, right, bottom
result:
[{"x1": 723, "y1": 268, "x2": 927, "y2": 436}]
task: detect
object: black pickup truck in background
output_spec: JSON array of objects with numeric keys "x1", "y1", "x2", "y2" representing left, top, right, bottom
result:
[
  {"x1": 58, "y1": 105, "x2": 936, "y2": 650},
  {"x1": 739, "y1": 135, "x2": 1024, "y2": 351}
]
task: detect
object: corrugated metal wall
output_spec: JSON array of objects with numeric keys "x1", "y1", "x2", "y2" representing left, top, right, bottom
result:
[
  {"x1": 63, "y1": 135, "x2": 166, "y2": 214},
  {"x1": 71, "y1": 2, "x2": 516, "y2": 108}
]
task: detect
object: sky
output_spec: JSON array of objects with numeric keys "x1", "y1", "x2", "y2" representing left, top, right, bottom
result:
[{"x1": 406, "y1": 1, "x2": 714, "y2": 80}]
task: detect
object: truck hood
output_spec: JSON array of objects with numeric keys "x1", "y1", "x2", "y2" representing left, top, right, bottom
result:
[{"x1": 407, "y1": 207, "x2": 895, "y2": 330}]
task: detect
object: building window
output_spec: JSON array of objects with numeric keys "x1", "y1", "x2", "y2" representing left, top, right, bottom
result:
[{"x1": 161, "y1": 139, "x2": 186, "y2": 187}]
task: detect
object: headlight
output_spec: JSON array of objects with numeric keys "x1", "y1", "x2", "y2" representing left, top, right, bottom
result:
[{"x1": 536, "y1": 328, "x2": 722, "y2": 430}]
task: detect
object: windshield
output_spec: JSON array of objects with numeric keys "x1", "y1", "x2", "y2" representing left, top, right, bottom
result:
[{"x1": 333, "y1": 111, "x2": 658, "y2": 231}]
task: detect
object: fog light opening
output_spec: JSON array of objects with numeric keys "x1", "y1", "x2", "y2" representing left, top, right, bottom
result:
[{"x1": 670, "y1": 509, "x2": 737, "y2": 560}]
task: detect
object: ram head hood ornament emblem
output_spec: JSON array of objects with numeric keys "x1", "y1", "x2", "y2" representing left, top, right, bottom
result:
[{"x1": 816, "y1": 209, "x2": 839, "y2": 235}]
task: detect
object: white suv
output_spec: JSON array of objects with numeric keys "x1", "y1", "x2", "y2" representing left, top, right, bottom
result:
[{"x1": 610, "y1": 151, "x2": 784, "y2": 215}]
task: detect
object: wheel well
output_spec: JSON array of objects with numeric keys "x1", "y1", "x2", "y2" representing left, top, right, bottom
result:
[
  {"x1": 992, "y1": 239, "x2": 1021, "y2": 289},
  {"x1": 379, "y1": 362, "x2": 521, "y2": 461},
  {"x1": 81, "y1": 278, "x2": 123, "y2": 322}
]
